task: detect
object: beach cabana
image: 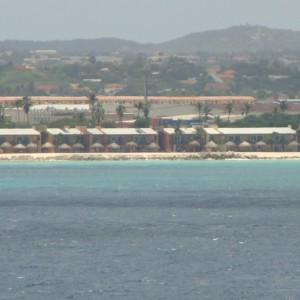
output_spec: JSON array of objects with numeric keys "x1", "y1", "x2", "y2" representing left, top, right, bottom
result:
[
  {"x1": 91, "y1": 142, "x2": 104, "y2": 152},
  {"x1": 205, "y1": 141, "x2": 219, "y2": 152},
  {"x1": 188, "y1": 140, "x2": 200, "y2": 152},
  {"x1": 255, "y1": 140, "x2": 267, "y2": 151},
  {"x1": 72, "y1": 142, "x2": 85, "y2": 152},
  {"x1": 0, "y1": 141, "x2": 13, "y2": 153},
  {"x1": 146, "y1": 142, "x2": 159, "y2": 152},
  {"x1": 41, "y1": 142, "x2": 55, "y2": 152},
  {"x1": 125, "y1": 141, "x2": 138, "y2": 152},
  {"x1": 238, "y1": 141, "x2": 251, "y2": 151},
  {"x1": 58, "y1": 143, "x2": 72, "y2": 152},
  {"x1": 13, "y1": 143, "x2": 26, "y2": 153},
  {"x1": 287, "y1": 140, "x2": 300, "y2": 152},
  {"x1": 224, "y1": 141, "x2": 236, "y2": 151},
  {"x1": 107, "y1": 142, "x2": 120, "y2": 152},
  {"x1": 26, "y1": 142, "x2": 38, "y2": 153}
]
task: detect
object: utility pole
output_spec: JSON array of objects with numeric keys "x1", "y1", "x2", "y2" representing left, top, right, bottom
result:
[{"x1": 144, "y1": 64, "x2": 151, "y2": 103}]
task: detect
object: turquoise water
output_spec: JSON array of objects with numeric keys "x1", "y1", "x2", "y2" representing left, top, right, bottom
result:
[{"x1": 0, "y1": 160, "x2": 300, "y2": 299}]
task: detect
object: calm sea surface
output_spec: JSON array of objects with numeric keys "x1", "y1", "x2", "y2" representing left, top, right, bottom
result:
[{"x1": 0, "y1": 160, "x2": 300, "y2": 300}]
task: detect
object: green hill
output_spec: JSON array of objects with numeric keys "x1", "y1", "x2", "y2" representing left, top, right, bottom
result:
[
  {"x1": 154, "y1": 25, "x2": 300, "y2": 53},
  {"x1": 2, "y1": 25, "x2": 300, "y2": 55}
]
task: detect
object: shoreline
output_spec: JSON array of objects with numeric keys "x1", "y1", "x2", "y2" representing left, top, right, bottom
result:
[{"x1": 1, "y1": 151, "x2": 300, "y2": 161}]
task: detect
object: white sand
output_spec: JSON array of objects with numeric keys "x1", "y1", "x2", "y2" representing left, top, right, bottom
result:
[{"x1": 1, "y1": 152, "x2": 300, "y2": 161}]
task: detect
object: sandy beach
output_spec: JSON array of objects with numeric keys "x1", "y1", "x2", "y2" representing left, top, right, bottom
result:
[{"x1": 1, "y1": 151, "x2": 300, "y2": 161}]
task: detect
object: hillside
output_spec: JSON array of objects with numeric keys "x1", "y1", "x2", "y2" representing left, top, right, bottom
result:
[
  {"x1": 2, "y1": 26, "x2": 300, "y2": 55},
  {"x1": 0, "y1": 38, "x2": 148, "y2": 55},
  {"x1": 154, "y1": 25, "x2": 300, "y2": 53}
]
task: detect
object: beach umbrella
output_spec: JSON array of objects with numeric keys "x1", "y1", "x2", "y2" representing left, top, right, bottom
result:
[
  {"x1": 26, "y1": 142, "x2": 38, "y2": 152},
  {"x1": 72, "y1": 142, "x2": 85, "y2": 150},
  {"x1": 189, "y1": 140, "x2": 200, "y2": 147},
  {"x1": 126, "y1": 141, "x2": 138, "y2": 151},
  {"x1": 126, "y1": 141, "x2": 138, "y2": 148},
  {"x1": 91, "y1": 142, "x2": 104, "y2": 149},
  {"x1": 13, "y1": 143, "x2": 26, "y2": 152},
  {"x1": 189, "y1": 140, "x2": 200, "y2": 152},
  {"x1": 238, "y1": 141, "x2": 251, "y2": 150},
  {"x1": 58, "y1": 143, "x2": 72, "y2": 151},
  {"x1": 107, "y1": 142, "x2": 120, "y2": 151},
  {"x1": 287, "y1": 140, "x2": 300, "y2": 151},
  {"x1": 255, "y1": 140, "x2": 267, "y2": 151},
  {"x1": 42, "y1": 142, "x2": 54, "y2": 149},
  {"x1": 26, "y1": 142, "x2": 38, "y2": 149},
  {"x1": 0, "y1": 141, "x2": 12, "y2": 149},
  {"x1": 146, "y1": 142, "x2": 159, "y2": 151},
  {"x1": 224, "y1": 141, "x2": 236, "y2": 151},
  {"x1": 91, "y1": 142, "x2": 104, "y2": 152},
  {"x1": 205, "y1": 141, "x2": 218, "y2": 151}
]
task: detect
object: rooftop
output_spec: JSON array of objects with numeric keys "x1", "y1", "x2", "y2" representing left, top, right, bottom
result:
[{"x1": 0, "y1": 128, "x2": 40, "y2": 136}]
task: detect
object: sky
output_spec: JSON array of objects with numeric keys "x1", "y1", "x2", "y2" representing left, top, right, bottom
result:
[{"x1": 1, "y1": 0, "x2": 300, "y2": 43}]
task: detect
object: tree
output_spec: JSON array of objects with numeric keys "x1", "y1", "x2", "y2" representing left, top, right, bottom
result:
[
  {"x1": 116, "y1": 103, "x2": 125, "y2": 128},
  {"x1": 193, "y1": 126, "x2": 206, "y2": 149},
  {"x1": 88, "y1": 93, "x2": 97, "y2": 125},
  {"x1": 22, "y1": 96, "x2": 32, "y2": 127},
  {"x1": 194, "y1": 103, "x2": 203, "y2": 121},
  {"x1": 273, "y1": 106, "x2": 279, "y2": 115},
  {"x1": 203, "y1": 105, "x2": 211, "y2": 126},
  {"x1": 272, "y1": 131, "x2": 280, "y2": 151},
  {"x1": 279, "y1": 100, "x2": 288, "y2": 114},
  {"x1": 15, "y1": 98, "x2": 23, "y2": 126},
  {"x1": 241, "y1": 102, "x2": 251, "y2": 117},
  {"x1": 0, "y1": 104, "x2": 6, "y2": 124},
  {"x1": 133, "y1": 101, "x2": 144, "y2": 119},
  {"x1": 174, "y1": 119, "x2": 182, "y2": 151},
  {"x1": 225, "y1": 102, "x2": 234, "y2": 122},
  {"x1": 134, "y1": 117, "x2": 150, "y2": 128},
  {"x1": 93, "y1": 102, "x2": 105, "y2": 126},
  {"x1": 143, "y1": 102, "x2": 151, "y2": 119}
]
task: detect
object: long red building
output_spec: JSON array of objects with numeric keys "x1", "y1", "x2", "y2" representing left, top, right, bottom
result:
[{"x1": 0, "y1": 95, "x2": 255, "y2": 105}]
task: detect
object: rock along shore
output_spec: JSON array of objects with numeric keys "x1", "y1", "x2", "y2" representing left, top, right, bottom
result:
[{"x1": 1, "y1": 152, "x2": 300, "y2": 161}]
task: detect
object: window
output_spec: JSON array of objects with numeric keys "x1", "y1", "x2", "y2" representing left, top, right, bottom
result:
[{"x1": 249, "y1": 135, "x2": 262, "y2": 143}]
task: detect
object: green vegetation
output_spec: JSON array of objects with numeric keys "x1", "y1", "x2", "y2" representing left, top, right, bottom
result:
[{"x1": 225, "y1": 113, "x2": 300, "y2": 129}]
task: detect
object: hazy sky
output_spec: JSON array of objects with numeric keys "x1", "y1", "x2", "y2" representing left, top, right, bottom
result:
[{"x1": 1, "y1": 0, "x2": 300, "y2": 43}]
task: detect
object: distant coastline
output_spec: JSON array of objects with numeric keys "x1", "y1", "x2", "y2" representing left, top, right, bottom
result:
[{"x1": 1, "y1": 152, "x2": 300, "y2": 161}]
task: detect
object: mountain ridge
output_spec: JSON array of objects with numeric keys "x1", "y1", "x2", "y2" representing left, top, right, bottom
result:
[{"x1": 1, "y1": 25, "x2": 300, "y2": 54}]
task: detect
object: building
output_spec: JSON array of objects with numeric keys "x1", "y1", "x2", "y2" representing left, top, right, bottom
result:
[
  {"x1": 86, "y1": 127, "x2": 158, "y2": 152},
  {"x1": 0, "y1": 95, "x2": 256, "y2": 106},
  {"x1": 0, "y1": 128, "x2": 41, "y2": 153},
  {"x1": 160, "y1": 126, "x2": 297, "y2": 152}
]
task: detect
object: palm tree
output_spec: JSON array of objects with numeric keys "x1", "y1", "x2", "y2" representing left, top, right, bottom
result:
[
  {"x1": 203, "y1": 105, "x2": 211, "y2": 126},
  {"x1": 193, "y1": 126, "x2": 205, "y2": 149},
  {"x1": 143, "y1": 102, "x2": 151, "y2": 119},
  {"x1": 134, "y1": 101, "x2": 144, "y2": 119},
  {"x1": 15, "y1": 98, "x2": 23, "y2": 126},
  {"x1": 297, "y1": 127, "x2": 300, "y2": 143},
  {"x1": 93, "y1": 102, "x2": 105, "y2": 126},
  {"x1": 241, "y1": 102, "x2": 251, "y2": 117},
  {"x1": 273, "y1": 106, "x2": 279, "y2": 114},
  {"x1": 88, "y1": 93, "x2": 97, "y2": 125},
  {"x1": 174, "y1": 119, "x2": 182, "y2": 151},
  {"x1": 194, "y1": 103, "x2": 203, "y2": 121},
  {"x1": 272, "y1": 131, "x2": 280, "y2": 151},
  {"x1": 22, "y1": 96, "x2": 32, "y2": 127},
  {"x1": 279, "y1": 100, "x2": 288, "y2": 114},
  {"x1": 0, "y1": 104, "x2": 6, "y2": 124},
  {"x1": 225, "y1": 102, "x2": 234, "y2": 122},
  {"x1": 116, "y1": 103, "x2": 125, "y2": 128}
]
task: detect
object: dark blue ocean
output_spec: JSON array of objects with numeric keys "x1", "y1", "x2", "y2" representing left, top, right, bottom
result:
[{"x1": 0, "y1": 160, "x2": 300, "y2": 300}]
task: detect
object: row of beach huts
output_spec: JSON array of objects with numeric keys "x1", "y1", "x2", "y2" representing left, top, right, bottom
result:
[{"x1": 0, "y1": 126, "x2": 299, "y2": 153}]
